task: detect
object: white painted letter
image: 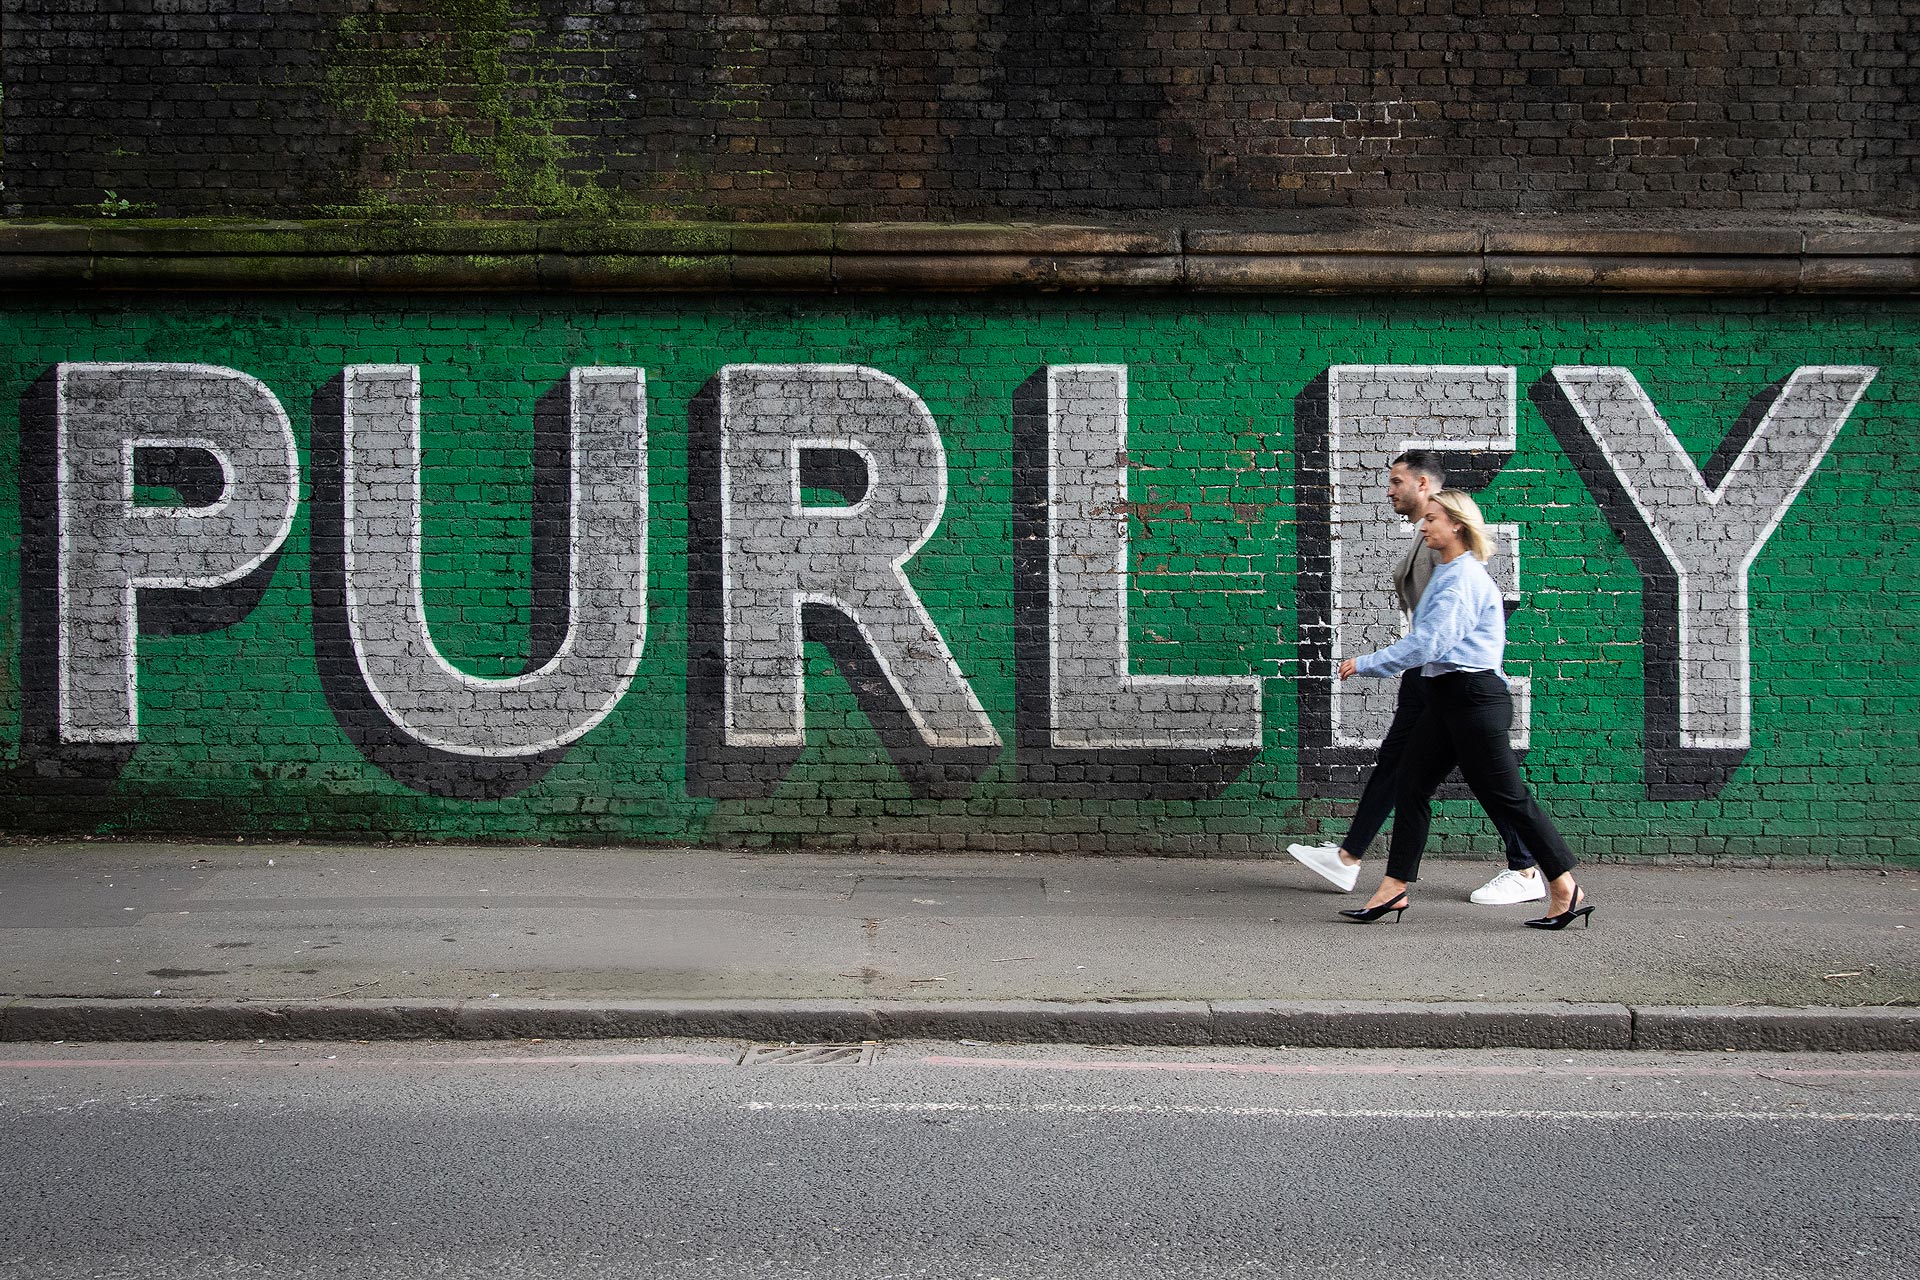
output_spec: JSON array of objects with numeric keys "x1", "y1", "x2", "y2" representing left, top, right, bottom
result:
[
  {"x1": 1548, "y1": 364, "x2": 1875, "y2": 749},
  {"x1": 1044, "y1": 365, "x2": 1262, "y2": 750},
  {"x1": 1325, "y1": 365, "x2": 1528, "y2": 750},
  {"x1": 56, "y1": 363, "x2": 298, "y2": 742},
  {"x1": 341, "y1": 366, "x2": 649, "y2": 756},
  {"x1": 718, "y1": 364, "x2": 999, "y2": 752}
]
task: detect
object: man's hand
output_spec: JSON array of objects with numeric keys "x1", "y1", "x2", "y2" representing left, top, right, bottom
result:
[{"x1": 1338, "y1": 657, "x2": 1358, "y2": 681}]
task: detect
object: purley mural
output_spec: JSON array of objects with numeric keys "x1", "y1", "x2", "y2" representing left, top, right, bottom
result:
[{"x1": 2, "y1": 295, "x2": 1912, "y2": 858}]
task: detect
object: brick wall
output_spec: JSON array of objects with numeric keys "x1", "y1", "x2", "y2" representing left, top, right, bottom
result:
[
  {"x1": 3, "y1": 291, "x2": 1914, "y2": 863},
  {"x1": 3, "y1": 0, "x2": 1914, "y2": 219}
]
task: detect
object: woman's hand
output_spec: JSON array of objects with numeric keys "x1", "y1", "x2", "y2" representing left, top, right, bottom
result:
[{"x1": 1338, "y1": 657, "x2": 1358, "y2": 681}]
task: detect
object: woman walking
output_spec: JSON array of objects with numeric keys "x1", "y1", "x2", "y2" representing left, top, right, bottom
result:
[{"x1": 1335, "y1": 491, "x2": 1592, "y2": 930}]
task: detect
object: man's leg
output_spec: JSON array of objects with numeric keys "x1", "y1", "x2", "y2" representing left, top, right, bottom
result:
[
  {"x1": 1469, "y1": 811, "x2": 1544, "y2": 902},
  {"x1": 1290, "y1": 673, "x2": 1424, "y2": 891},
  {"x1": 1491, "y1": 816, "x2": 1537, "y2": 872},
  {"x1": 1468, "y1": 686, "x2": 1543, "y2": 903},
  {"x1": 1337, "y1": 671, "x2": 1427, "y2": 860}
]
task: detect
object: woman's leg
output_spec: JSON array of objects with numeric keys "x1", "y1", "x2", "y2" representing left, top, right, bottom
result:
[
  {"x1": 1339, "y1": 671, "x2": 1428, "y2": 859},
  {"x1": 1382, "y1": 699, "x2": 1462, "y2": 886},
  {"x1": 1443, "y1": 674, "x2": 1578, "y2": 883}
]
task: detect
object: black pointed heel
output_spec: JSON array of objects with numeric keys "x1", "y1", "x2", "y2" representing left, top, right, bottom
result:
[
  {"x1": 1339, "y1": 893, "x2": 1409, "y2": 924},
  {"x1": 1524, "y1": 886, "x2": 1594, "y2": 931}
]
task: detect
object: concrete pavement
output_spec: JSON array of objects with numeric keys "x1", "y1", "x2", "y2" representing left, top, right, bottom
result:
[{"x1": 1, "y1": 844, "x2": 1914, "y2": 1049}]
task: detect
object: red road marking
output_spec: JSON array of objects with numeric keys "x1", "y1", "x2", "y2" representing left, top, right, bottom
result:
[
  {"x1": 4, "y1": 1050, "x2": 1914, "y2": 1080},
  {"x1": 0, "y1": 1052, "x2": 737, "y2": 1069}
]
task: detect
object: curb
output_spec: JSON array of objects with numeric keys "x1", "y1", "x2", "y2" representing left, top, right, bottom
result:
[{"x1": 3, "y1": 998, "x2": 1915, "y2": 1052}]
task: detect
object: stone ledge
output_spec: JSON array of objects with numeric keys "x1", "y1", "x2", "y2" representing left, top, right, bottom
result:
[
  {"x1": 1185, "y1": 251, "x2": 1483, "y2": 290},
  {"x1": 835, "y1": 223, "x2": 1179, "y2": 256},
  {"x1": 832, "y1": 251, "x2": 1184, "y2": 290},
  {"x1": 0, "y1": 219, "x2": 1913, "y2": 293},
  {"x1": 1483, "y1": 253, "x2": 1805, "y2": 292}
]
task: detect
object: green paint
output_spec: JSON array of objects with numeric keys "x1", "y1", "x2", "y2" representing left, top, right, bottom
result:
[{"x1": 0, "y1": 293, "x2": 1914, "y2": 864}]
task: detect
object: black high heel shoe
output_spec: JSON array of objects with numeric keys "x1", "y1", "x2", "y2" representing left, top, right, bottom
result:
[
  {"x1": 1524, "y1": 885, "x2": 1594, "y2": 931},
  {"x1": 1339, "y1": 893, "x2": 1409, "y2": 924}
]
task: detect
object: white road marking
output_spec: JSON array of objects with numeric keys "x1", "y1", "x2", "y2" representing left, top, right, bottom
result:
[
  {"x1": 919, "y1": 1054, "x2": 1920, "y2": 1079},
  {"x1": 744, "y1": 1100, "x2": 1920, "y2": 1123}
]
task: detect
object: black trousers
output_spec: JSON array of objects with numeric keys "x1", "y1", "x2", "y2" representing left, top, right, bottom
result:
[
  {"x1": 1385, "y1": 671, "x2": 1576, "y2": 885},
  {"x1": 1341, "y1": 670, "x2": 1537, "y2": 870}
]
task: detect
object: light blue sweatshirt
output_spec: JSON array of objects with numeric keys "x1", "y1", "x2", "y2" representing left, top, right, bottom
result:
[{"x1": 1353, "y1": 553, "x2": 1506, "y2": 679}]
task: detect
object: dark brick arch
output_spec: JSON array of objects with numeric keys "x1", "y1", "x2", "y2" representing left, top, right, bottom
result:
[{"x1": 3, "y1": 1, "x2": 1912, "y2": 218}]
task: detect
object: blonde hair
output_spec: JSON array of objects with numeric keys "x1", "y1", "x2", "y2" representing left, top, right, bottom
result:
[{"x1": 1429, "y1": 490, "x2": 1493, "y2": 562}]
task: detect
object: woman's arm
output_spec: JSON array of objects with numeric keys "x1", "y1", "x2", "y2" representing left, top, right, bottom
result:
[{"x1": 1340, "y1": 572, "x2": 1481, "y2": 680}]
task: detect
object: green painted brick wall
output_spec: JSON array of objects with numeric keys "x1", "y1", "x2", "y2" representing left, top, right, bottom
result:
[{"x1": 2, "y1": 292, "x2": 1915, "y2": 863}]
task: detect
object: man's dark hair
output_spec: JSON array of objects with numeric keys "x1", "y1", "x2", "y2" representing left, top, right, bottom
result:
[{"x1": 1390, "y1": 449, "x2": 1447, "y2": 488}]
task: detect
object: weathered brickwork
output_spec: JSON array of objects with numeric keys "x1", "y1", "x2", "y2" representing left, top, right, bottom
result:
[
  {"x1": 2, "y1": 292, "x2": 1914, "y2": 863},
  {"x1": 3, "y1": 1, "x2": 1913, "y2": 219}
]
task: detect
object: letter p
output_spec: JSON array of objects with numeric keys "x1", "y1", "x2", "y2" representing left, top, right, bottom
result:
[{"x1": 55, "y1": 363, "x2": 299, "y2": 742}]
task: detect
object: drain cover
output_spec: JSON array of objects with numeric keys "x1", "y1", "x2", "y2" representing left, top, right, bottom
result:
[{"x1": 739, "y1": 1043, "x2": 877, "y2": 1066}]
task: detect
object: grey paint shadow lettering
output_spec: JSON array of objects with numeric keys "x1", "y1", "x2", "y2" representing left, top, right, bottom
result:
[
  {"x1": 1534, "y1": 365, "x2": 1875, "y2": 798},
  {"x1": 1013, "y1": 367, "x2": 1261, "y2": 798},
  {"x1": 310, "y1": 373, "x2": 630, "y2": 799},
  {"x1": 1295, "y1": 365, "x2": 1526, "y2": 798},
  {"x1": 686, "y1": 365, "x2": 999, "y2": 800}
]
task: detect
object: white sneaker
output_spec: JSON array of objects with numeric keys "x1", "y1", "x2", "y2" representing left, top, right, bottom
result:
[
  {"x1": 1287, "y1": 842, "x2": 1360, "y2": 893},
  {"x1": 1470, "y1": 868, "x2": 1547, "y2": 905}
]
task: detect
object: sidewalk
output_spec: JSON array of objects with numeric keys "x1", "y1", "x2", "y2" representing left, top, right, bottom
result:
[{"x1": 1, "y1": 844, "x2": 1914, "y2": 1050}]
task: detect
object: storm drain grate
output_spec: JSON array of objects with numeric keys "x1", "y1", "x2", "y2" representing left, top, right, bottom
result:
[{"x1": 738, "y1": 1043, "x2": 878, "y2": 1066}]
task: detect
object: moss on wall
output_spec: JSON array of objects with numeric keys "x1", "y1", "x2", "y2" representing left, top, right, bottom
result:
[{"x1": 323, "y1": 0, "x2": 619, "y2": 218}]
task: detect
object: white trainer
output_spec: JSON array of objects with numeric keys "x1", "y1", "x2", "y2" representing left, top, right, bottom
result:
[
  {"x1": 1287, "y1": 842, "x2": 1360, "y2": 893},
  {"x1": 1470, "y1": 868, "x2": 1547, "y2": 905}
]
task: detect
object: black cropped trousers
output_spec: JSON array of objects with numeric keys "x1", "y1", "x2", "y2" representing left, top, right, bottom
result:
[
  {"x1": 1341, "y1": 670, "x2": 1536, "y2": 870},
  {"x1": 1385, "y1": 670, "x2": 1576, "y2": 885}
]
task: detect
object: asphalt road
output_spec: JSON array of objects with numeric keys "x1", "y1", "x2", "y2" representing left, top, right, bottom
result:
[{"x1": 2, "y1": 1040, "x2": 1916, "y2": 1279}]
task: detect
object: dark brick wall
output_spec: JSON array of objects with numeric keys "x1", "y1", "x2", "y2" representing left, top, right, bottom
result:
[{"x1": 3, "y1": 0, "x2": 1915, "y2": 219}]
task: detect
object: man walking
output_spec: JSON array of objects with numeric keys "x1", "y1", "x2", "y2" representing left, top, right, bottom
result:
[{"x1": 1288, "y1": 450, "x2": 1544, "y2": 905}]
